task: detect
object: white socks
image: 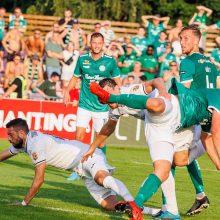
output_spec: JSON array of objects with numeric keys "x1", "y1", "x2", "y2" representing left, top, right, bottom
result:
[
  {"x1": 161, "y1": 172, "x2": 179, "y2": 215},
  {"x1": 103, "y1": 176, "x2": 133, "y2": 201}
]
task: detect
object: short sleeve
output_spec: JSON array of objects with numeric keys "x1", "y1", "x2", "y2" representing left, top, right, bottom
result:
[
  {"x1": 29, "y1": 144, "x2": 46, "y2": 166},
  {"x1": 110, "y1": 58, "x2": 120, "y2": 78},
  {"x1": 180, "y1": 58, "x2": 195, "y2": 83}
]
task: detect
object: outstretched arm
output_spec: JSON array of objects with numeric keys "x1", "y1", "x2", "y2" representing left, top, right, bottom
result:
[
  {"x1": 0, "y1": 149, "x2": 14, "y2": 161},
  {"x1": 21, "y1": 162, "x2": 46, "y2": 205},
  {"x1": 82, "y1": 119, "x2": 117, "y2": 162}
]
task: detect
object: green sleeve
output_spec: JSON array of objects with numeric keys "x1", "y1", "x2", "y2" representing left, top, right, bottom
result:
[
  {"x1": 38, "y1": 81, "x2": 46, "y2": 92},
  {"x1": 217, "y1": 20, "x2": 220, "y2": 29},
  {"x1": 110, "y1": 58, "x2": 120, "y2": 78},
  {"x1": 118, "y1": 55, "x2": 125, "y2": 63},
  {"x1": 180, "y1": 58, "x2": 195, "y2": 83}
]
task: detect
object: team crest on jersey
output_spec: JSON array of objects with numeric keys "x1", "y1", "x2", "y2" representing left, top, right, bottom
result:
[
  {"x1": 132, "y1": 85, "x2": 140, "y2": 92},
  {"x1": 32, "y1": 152, "x2": 38, "y2": 161},
  {"x1": 198, "y1": 59, "x2": 204, "y2": 64},
  {"x1": 99, "y1": 65, "x2": 106, "y2": 71},
  {"x1": 84, "y1": 60, "x2": 90, "y2": 64}
]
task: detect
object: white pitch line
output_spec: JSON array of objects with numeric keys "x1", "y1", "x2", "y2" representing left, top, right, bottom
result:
[
  {"x1": 111, "y1": 159, "x2": 218, "y2": 172},
  {"x1": 0, "y1": 198, "x2": 126, "y2": 219}
]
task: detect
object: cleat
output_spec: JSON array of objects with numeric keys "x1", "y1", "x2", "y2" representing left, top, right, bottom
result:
[
  {"x1": 90, "y1": 82, "x2": 111, "y2": 104},
  {"x1": 66, "y1": 172, "x2": 80, "y2": 181},
  {"x1": 152, "y1": 210, "x2": 163, "y2": 218},
  {"x1": 186, "y1": 196, "x2": 210, "y2": 216},
  {"x1": 123, "y1": 201, "x2": 143, "y2": 220},
  {"x1": 152, "y1": 211, "x2": 180, "y2": 219},
  {"x1": 115, "y1": 201, "x2": 129, "y2": 213}
]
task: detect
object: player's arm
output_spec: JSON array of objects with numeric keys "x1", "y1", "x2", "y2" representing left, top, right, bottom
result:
[
  {"x1": 188, "y1": 13, "x2": 197, "y2": 25},
  {"x1": 0, "y1": 149, "x2": 15, "y2": 161},
  {"x1": 141, "y1": 15, "x2": 154, "y2": 26},
  {"x1": 22, "y1": 162, "x2": 46, "y2": 205},
  {"x1": 81, "y1": 119, "x2": 117, "y2": 162}
]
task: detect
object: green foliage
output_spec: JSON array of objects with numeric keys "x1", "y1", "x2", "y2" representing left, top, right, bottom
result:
[{"x1": 1, "y1": 0, "x2": 220, "y2": 24}]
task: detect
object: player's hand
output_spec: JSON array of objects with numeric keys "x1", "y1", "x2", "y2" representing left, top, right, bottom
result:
[
  {"x1": 63, "y1": 90, "x2": 70, "y2": 106},
  {"x1": 81, "y1": 148, "x2": 95, "y2": 163}
]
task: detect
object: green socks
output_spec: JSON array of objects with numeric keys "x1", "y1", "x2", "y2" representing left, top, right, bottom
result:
[
  {"x1": 135, "y1": 174, "x2": 162, "y2": 208},
  {"x1": 109, "y1": 94, "x2": 149, "y2": 109},
  {"x1": 99, "y1": 145, "x2": 107, "y2": 155},
  {"x1": 187, "y1": 160, "x2": 204, "y2": 194}
]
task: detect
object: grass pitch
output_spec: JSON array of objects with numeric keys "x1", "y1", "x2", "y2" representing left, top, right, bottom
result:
[{"x1": 0, "y1": 139, "x2": 219, "y2": 220}]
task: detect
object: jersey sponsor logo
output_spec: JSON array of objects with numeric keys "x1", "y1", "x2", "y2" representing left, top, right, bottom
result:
[
  {"x1": 84, "y1": 60, "x2": 90, "y2": 64},
  {"x1": 32, "y1": 152, "x2": 38, "y2": 161},
  {"x1": 198, "y1": 59, "x2": 212, "y2": 64},
  {"x1": 83, "y1": 66, "x2": 90, "y2": 68},
  {"x1": 99, "y1": 65, "x2": 106, "y2": 71},
  {"x1": 180, "y1": 71, "x2": 185, "y2": 74}
]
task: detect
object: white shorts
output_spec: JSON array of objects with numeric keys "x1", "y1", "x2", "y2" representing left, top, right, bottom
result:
[
  {"x1": 76, "y1": 150, "x2": 115, "y2": 205},
  {"x1": 76, "y1": 107, "x2": 109, "y2": 132},
  {"x1": 144, "y1": 95, "x2": 181, "y2": 162}
]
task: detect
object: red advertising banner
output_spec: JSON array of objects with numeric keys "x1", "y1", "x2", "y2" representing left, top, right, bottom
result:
[{"x1": 0, "y1": 99, "x2": 92, "y2": 143}]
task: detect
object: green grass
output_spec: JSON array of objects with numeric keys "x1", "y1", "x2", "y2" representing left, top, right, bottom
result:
[{"x1": 0, "y1": 139, "x2": 219, "y2": 220}]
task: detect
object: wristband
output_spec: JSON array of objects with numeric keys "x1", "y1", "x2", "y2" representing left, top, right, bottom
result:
[{"x1": 21, "y1": 200, "x2": 27, "y2": 206}]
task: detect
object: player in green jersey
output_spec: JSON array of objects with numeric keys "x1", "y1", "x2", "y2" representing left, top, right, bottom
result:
[
  {"x1": 64, "y1": 32, "x2": 120, "y2": 180},
  {"x1": 179, "y1": 24, "x2": 220, "y2": 215}
]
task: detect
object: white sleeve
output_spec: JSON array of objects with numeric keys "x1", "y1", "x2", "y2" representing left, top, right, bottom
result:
[{"x1": 8, "y1": 146, "x2": 24, "y2": 155}]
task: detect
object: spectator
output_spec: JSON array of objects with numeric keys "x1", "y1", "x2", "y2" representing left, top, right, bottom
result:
[
  {"x1": 2, "y1": 73, "x2": 27, "y2": 99},
  {"x1": 131, "y1": 26, "x2": 151, "y2": 55},
  {"x1": 158, "y1": 42, "x2": 177, "y2": 77},
  {"x1": 58, "y1": 8, "x2": 73, "y2": 32},
  {"x1": 4, "y1": 53, "x2": 24, "y2": 90},
  {"x1": 105, "y1": 40, "x2": 125, "y2": 60},
  {"x1": 163, "y1": 61, "x2": 180, "y2": 91},
  {"x1": 35, "y1": 72, "x2": 60, "y2": 100},
  {"x1": 141, "y1": 14, "x2": 170, "y2": 44},
  {"x1": 25, "y1": 29, "x2": 45, "y2": 59},
  {"x1": 61, "y1": 18, "x2": 86, "y2": 52},
  {"x1": 169, "y1": 19, "x2": 183, "y2": 42},
  {"x1": 50, "y1": 41, "x2": 79, "y2": 90},
  {"x1": 87, "y1": 23, "x2": 101, "y2": 49},
  {"x1": 9, "y1": 7, "x2": 27, "y2": 34},
  {"x1": 189, "y1": 5, "x2": 213, "y2": 49},
  {"x1": 127, "y1": 75, "x2": 135, "y2": 85},
  {"x1": 0, "y1": 7, "x2": 6, "y2": 58},
  {"x1": 100, "y1": 20, "x2": 115, "y2": 47},
  {"x1": 45, "y1": 32, "x2": 63, "y2": 77},
  {"x1": 118, "y1": 43, "x2": 141, "y2": 76},
  {"x1": 138, "y1": 45, "x2": 159, "y2": 80},
  {"x1": 154, "y1": 31, "x2": 168, "y2": 57},
  {"x1": 24, "y1": 54, "x2": 44, "y2": 93},
  {"x1": 45, "y1": 23, "x2": 63, "y2": 45},
  {"x1": 207, "y1": 20, "x2": 220, "y2": 48},
  {"x1": 2, "y1": 20, "x2": 25, "y2": 61},
  {"x1": 128, "y1": 62, "x2": 144, "y2": 83},
  {"x1": 210, "y1": 39, "x2": 220, "y2": 70}
]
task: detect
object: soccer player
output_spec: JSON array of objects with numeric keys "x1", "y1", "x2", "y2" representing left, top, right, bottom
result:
[
  {"x1": 87, "y1": 79, "x2": 220, "y2": 220},
  {"x1": 64, "y1": 32, "x2": 120, "y2": 180},
  {"x1": 0, "y1": 118, "x2": 143, "y2": 212},
  {"x1": 179, "y1": 24, "x2": 220, "y2": 215}
]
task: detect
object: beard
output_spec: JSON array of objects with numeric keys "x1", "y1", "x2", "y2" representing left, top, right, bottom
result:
[{"x1": 12, "y1": 138, "x2": 23, "y2": 149}]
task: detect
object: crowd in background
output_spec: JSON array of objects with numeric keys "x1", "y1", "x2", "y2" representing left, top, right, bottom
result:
[{"x1": 0, "y1": 6, "x2": 219, "y2": 102}]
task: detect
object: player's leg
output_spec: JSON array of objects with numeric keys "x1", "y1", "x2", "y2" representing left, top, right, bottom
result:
[
  {"x1": 75, "y1": 107, "x2": 92, "y2": 141},
  {"x1": 67, "y1": 108, "x2": 92, "y2": 180},
  {"x1": 92, "y1": 111, "x2": 109, "y2": 155}
]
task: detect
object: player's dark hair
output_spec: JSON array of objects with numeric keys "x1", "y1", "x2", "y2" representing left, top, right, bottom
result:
[
  {"x1": 179, "y1": 24, "x2": 201, "y2": 39},
  {"x1": 99, "y1": 78, "x2": 117, "y2": 88},
  {"x1": 6, "y1": 118, "x2": 29, "y2": 133},
  {"x1": 91, "y1": 32, "x2": 104, "y2": 41}
]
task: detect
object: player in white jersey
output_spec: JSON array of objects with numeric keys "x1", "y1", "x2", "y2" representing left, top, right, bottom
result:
[
  {"x1": 82, "y1": 78, "x2": 217, "y2": 220},
  {"x1": 0, "y1": 118, "x2": 145, "y2": 211}
]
